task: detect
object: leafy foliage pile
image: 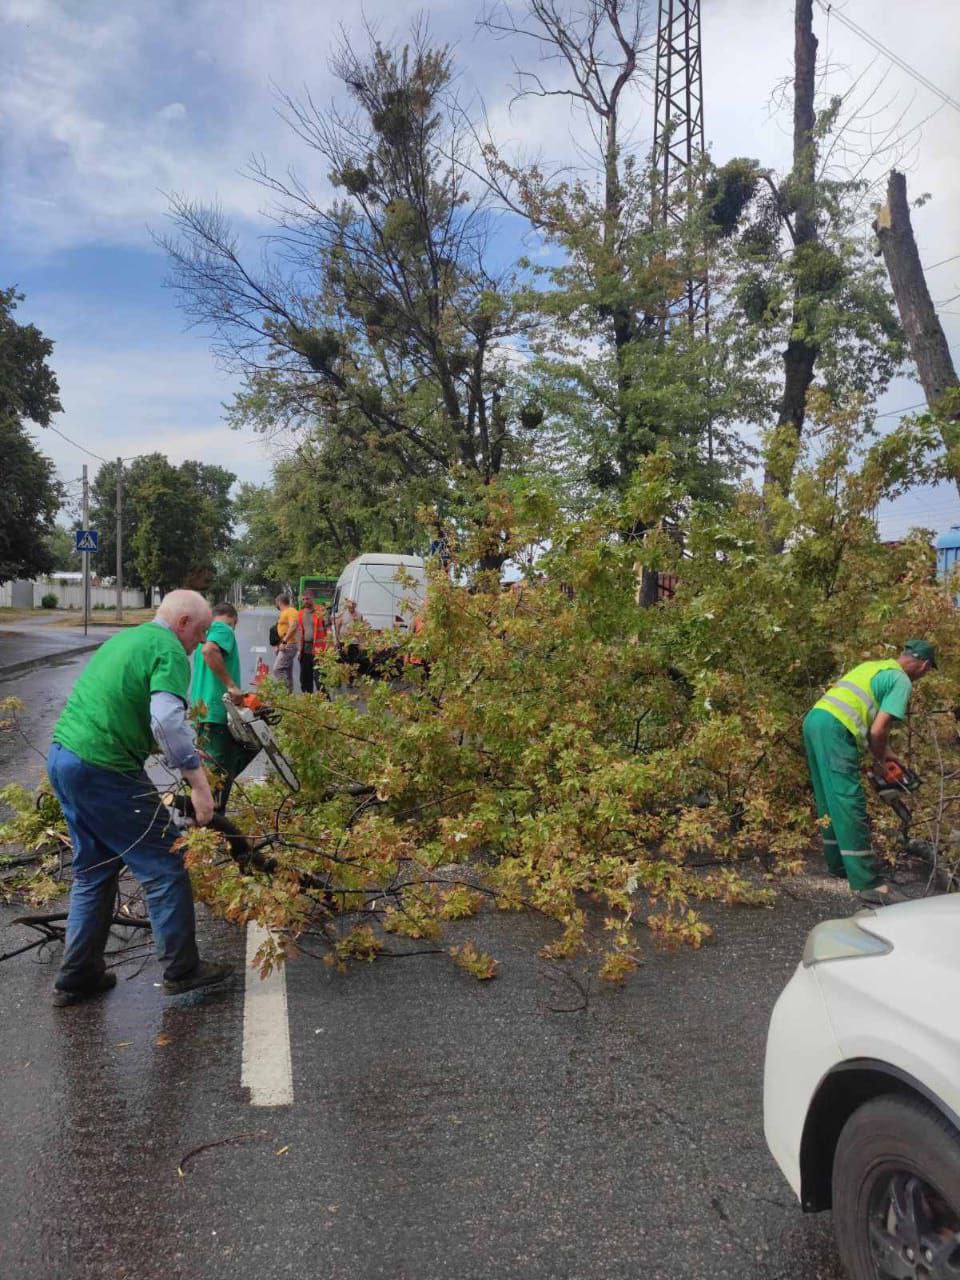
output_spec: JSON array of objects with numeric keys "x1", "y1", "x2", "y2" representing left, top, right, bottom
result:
[
  {"x1": 180, "y1": 415, "x2": 960, "y2": 981},
  {"x1": 0, "y1": 699, "x2": 70, "y2": 906}
]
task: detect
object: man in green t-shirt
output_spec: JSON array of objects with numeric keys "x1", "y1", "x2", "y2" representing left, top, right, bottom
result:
[
  {"x1": 191, "y1": 602, "x2": 259, "y2": 812},
  {"x1": 802, "y1": 639, "x2": 936, "y2": 904},
  {"x1": 47, "y1": 589, "x2": 233, "y2": 1006}
]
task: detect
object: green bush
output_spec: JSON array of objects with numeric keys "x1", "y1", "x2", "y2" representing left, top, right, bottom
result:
[{"x1": 40, "y1": 593, "x2": 58, "y2": 609}]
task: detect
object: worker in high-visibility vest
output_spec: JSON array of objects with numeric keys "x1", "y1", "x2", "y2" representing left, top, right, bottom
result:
[
  {"x1": 294, "y1": 593, "x2": 327, "y2": 694},
  {"x1": 802, "y1": 639, "x2": 936, "y2": 904}
]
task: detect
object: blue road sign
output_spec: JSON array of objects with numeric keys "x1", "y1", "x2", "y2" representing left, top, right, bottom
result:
[{"x1": 75, "y1": 529, "x2": 99, "y2": 552}]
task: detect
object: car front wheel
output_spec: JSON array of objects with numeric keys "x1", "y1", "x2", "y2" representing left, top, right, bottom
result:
[{"x1": 832, "y1": 1094, "x2": 960, "y2": 1279}]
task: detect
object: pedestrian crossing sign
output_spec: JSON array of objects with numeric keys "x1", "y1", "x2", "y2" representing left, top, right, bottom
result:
[{"x1": 75, "y1": 529, "x2": 99, "y2": 552}]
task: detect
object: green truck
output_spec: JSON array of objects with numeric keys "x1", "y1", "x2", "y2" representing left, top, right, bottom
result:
[{"x1": 297, "y1": 575, "x2": 337, "y2": 607}]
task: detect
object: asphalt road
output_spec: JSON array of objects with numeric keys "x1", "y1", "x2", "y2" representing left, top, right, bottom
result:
[{"x1": 0, "y1": 608, "x2": 846, "y2": 1280}]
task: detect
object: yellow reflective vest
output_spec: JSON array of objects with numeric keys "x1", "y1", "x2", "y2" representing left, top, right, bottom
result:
[{"x1": 813, "y1": 659, "x2": 901, "y2": 747}]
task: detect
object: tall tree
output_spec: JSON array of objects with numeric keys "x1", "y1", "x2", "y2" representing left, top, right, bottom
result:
[
  {"x1": 161, "y1": 26, "x2": 539, "y2": 534},
  {"x1": 754, "y1": 0, "x2": 904, "y2": 513},
  {"x1": 479, "y1": 1, "x2": 767, "y2": 601},
  {"x1": 90, "y1": 455, "x2": 235, "y2": 595},
  {"x1": 0, "y1": 418, "x2": 62, "y2": 585},
  {"x1": 874, "y1": 169, "x2": 960, "y2": 493},
  {"x1": 0, "y1": 288, "x2": 63, "y2": 584}
]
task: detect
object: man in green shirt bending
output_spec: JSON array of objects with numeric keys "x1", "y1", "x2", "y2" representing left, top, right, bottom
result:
[
  {"x1": 48, "y1": 590, "x2": 233, "y2": 1005},
  {"x1": 191, "y1": 601, "x2": 258, "y2": 812},
  {"x1": 802, "y1": 639, "x2": 936, "y2": 905}
]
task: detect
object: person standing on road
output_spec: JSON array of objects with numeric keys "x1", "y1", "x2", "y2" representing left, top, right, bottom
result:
[
  {"x1": 191, "y1": 602, "x2": 258, "y2": 813},
  {"x1": 802, "y1": 640, "x2": 936, "y2": 905},
  {"x1": 294, "y1": 592, "x2": 326, "y2": 694},
  {"x1": 46, "y1": 589, "x2": 233, "y2": 1006},
  {"x1": 271, "y1": 593, "x2": 299, "y2": 692}
]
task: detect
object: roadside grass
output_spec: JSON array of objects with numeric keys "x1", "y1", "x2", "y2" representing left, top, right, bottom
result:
[
  {"x1": 52, "y1": 608, "x2": 155, "y2": 628},
  {"x1": 0, "y1": 606, "x2": 155, "y2": 627}
]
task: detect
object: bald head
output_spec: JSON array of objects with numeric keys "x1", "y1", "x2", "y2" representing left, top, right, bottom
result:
[{"x1": 155, "y1": 589, "x2": 213, "y2": 655}]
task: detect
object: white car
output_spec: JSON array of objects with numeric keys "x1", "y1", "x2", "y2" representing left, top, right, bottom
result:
[{"x1": 764, "y1": 896, "x2": 960, "y2": 1279}]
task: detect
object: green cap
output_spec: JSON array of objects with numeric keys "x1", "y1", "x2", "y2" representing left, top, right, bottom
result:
[{"x1": 903, "y1": 638, "x2": 937, "y2": 668}]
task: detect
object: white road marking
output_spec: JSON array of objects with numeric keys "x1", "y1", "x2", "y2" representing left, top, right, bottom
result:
[
  {"x1": 251, "y1": 645, "x2": 268, "y2": 653},
  {"x1": 241, "y1": 922, "x2": 294, "y2": 1107}
]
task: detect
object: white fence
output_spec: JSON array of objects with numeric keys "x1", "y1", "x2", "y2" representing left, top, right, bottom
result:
[{"x1": 0, "y1": 578, "x2": 146, "y2": 609}]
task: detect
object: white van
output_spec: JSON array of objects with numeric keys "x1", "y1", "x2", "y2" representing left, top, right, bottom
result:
[{"x1": 330, "y1": 553, "x2": 427, "y2": 643}]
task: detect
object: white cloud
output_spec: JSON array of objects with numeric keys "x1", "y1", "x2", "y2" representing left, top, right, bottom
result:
[{"x1": 156, "y1": 102, "x2": 187, "y2": 123}]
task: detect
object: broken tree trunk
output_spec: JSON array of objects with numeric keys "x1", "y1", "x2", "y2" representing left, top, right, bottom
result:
[
  {"x1": 875, "y1": 170, "x2": 960, "y2": 493},
  {"x1": 762, "y1": 0, "x2": 820, "y2": 513}
]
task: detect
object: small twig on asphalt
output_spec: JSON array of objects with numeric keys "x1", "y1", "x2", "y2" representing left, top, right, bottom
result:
[
  {"x1": 177, "y1": 1130, "x2": 273, "y2": 1178},
  {"x1": 541, "y1": 962, "x2": 589, "y2": 1014}
]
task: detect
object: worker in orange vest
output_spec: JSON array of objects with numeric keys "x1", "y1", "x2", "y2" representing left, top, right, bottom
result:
[{"x1": 294, "y1": 593, "x2": 327, "y2": 694}]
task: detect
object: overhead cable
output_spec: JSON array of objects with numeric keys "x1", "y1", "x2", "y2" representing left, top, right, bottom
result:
[
  {"x1": 45, "y1": 425, "x2": 109, "y2": 463},
  {"x1": 874, "y1": 401, "x2": 927, "y2": 419},
  {"x1": 817, "y1": 2, "x2": 960, "y2": 115}
]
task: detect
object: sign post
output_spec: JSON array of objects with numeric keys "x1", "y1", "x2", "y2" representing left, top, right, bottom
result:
[
  {"x1": 75, "y1": 527, "x2": 99, "y2": 636},
  {"x1": 81, "y1": 465, "x2": 88, "y2": 637}
]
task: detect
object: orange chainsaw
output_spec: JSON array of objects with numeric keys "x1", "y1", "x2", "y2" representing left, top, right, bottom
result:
[
  {"x1": 868, "y1": 758, "x2": 921, "y2": 840},
  {"x1": 222, "y1": 692, "x2": 299, "y2": 792}
]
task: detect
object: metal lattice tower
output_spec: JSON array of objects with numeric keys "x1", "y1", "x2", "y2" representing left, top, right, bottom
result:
[{"x1": 653, "y1": 0, "x2": 708, "y2": 327}]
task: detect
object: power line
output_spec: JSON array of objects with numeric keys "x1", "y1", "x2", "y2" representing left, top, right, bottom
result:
[
  {"x1": 45, "y1": 424, "x2": 143, "y2": 465},
  {"x1": 874, "y1": 400, "x2": 927, "y2": 419},
  {"x1": 817, "y1": 2, "x2": 960, "y2": 115},
  {"x1": 925, "y1": 252, "x2": 960, "y2": 271},
  {"x1": 45, "y1": 424, "x2": 109, "y2": 464}
]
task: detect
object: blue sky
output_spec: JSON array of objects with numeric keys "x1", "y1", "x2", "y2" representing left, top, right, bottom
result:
[{"x1": 2, "y1": 0, "x2": 958, "y2": 538}]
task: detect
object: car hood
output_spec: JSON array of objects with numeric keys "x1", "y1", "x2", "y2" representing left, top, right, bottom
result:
[{"x1": 855, "y1": 894, "x2": 960, "y2": 961}]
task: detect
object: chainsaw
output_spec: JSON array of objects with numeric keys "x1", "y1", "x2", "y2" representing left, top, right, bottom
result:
[
  {"x1": 222, "y1": 692, "x2": 300, "y2": 793},
  {"x1": 868, "y1": 758, "x2": 921, "y2": 847}
]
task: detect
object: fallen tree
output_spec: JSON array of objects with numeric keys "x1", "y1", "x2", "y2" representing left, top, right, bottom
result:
[{"x1": 4, "y1": 410, "x2": 960, "y2": 981}]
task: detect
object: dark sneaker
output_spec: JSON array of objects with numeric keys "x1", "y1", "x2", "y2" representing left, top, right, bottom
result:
[
  {"x1": 162, "y1": 960, "x2": 234, "y2": 995},
  {"x1": 52, "y1": 972, "x2": 118, "y2": 1007},
  {"x1": 856, "y1": 882, "x2": 909, "y2": 906}
]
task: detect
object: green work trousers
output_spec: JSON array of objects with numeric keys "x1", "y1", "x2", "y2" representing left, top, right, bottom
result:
[
  {"x1": 197, "y1": 722, "x2": 260, "y2": 814},
  {"x1": 801, "y1": 707, "x2": 882, "y2": 891}
]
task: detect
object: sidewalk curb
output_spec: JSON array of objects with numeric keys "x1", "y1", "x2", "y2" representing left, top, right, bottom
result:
[{"x1": 0, "y1": 641, "x2": 102, "y2": 684}]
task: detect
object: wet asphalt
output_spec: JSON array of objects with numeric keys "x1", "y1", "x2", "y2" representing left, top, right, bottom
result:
[{"x1": 0, "y1": 610, "x2": 846, "y2": 1280}]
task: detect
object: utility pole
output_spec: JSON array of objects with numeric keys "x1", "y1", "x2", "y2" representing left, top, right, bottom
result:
[
  {"x1": 652, "y1": 0, "x2": 709, "y2": 329},
  {"x1": 81, "y1": 464, "x2": 90, "y2": 637},
  {"x1": 115, "y1": 458, "x2": 124, "y2": 623}
]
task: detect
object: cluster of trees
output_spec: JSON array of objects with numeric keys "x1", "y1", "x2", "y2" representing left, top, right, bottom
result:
[
  {"x1": 88, "y1": 456, "x2": 235, "y2": 596},
  {"x1": 161, "y1": 1, "x2": 958, "y2": 583}
]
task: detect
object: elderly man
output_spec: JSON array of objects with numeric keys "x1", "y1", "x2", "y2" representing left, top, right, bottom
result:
[
  {"x1": 191, "y1": 601, "x2": 257, "y2": 812},
  {"x1": 47, "y1": 589, "x2": 233, "y2": 1006},
  {"x1": 802, "y1": 639, "x2": 937, "y2": 905}
]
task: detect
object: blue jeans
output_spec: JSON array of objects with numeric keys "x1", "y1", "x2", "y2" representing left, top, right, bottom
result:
[{"x1": 47, "y1": 743, "x2": 200, "y2": 991}]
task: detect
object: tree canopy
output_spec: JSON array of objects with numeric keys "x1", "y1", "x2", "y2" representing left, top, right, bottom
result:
[
  {"x1": 90, "y1": 455, "x2": 235, "y2": 594},
  {"x1": 0, "y1": 289, "x2": 63, "y2": 585}
]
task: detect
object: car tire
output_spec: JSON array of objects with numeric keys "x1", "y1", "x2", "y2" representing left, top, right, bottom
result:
[{"x1": 832, "y1": 1093, "x2": 960, "y2": 1279}]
